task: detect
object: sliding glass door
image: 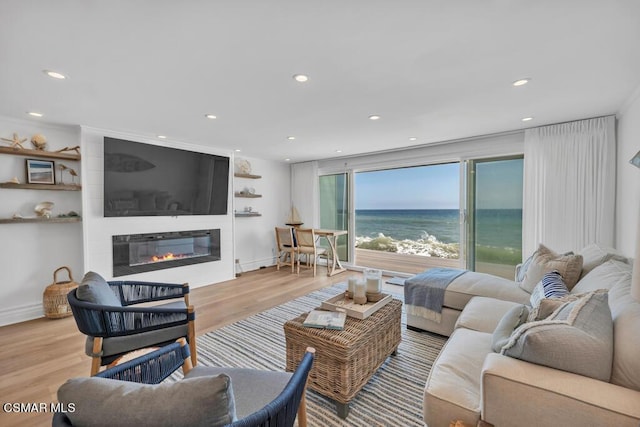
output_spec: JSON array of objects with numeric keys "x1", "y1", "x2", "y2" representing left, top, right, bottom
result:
[
  {"x1": 466, "y1": 156, "x2": 523, "y2": 278},
  {"x1": 319, "y1": 173, "x2": 349, "y2": 262},
  {"x1": 353, "y1": 163, "x2": 461, "y2": 274}
]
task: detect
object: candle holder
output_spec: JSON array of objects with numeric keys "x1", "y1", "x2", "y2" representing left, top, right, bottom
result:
[{"x1": 353, "y1": 281, "x2": 367, "y2": 305}]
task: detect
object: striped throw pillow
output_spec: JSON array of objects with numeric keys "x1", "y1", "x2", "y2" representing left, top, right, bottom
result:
[{"x1": 529, "y1": 270, "x2": 569, "y2": 307}]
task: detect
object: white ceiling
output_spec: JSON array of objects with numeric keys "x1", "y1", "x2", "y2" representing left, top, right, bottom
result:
[{"x1": 1, "y1": 1, "x2": 639, "y2": 162}]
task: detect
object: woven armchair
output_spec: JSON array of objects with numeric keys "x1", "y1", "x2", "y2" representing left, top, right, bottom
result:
[
  {"x1": 53, "y1": 338, "x2": 316, "y2": 427},
  {"x1": 67, "y1": 279, "x2": 196, "y2": 375}
]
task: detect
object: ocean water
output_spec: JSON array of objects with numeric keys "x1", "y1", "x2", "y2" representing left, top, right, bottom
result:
[{"x1": 355, "y1": 209, "x2": 522, "y2": 262}]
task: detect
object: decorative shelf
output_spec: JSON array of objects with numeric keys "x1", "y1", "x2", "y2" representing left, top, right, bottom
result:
[
  {"x1": 0, "y1": 146, "x2": 81, "y2": 161},
  {"x1": 234, "y1": 212, "x2": 262, "y2": 217},
  {"x1": 234, "y1": 192, "x2": 262, "y2": 198},
  {"x1": 234, "y1": 173, "x2": 261, "y2": 179},
  {"x1": 0, "y1": 183, "x2": 82, "y2": 191},
  {"x1": 0, "y1": 217, "x2": 82, "y2": 224}
]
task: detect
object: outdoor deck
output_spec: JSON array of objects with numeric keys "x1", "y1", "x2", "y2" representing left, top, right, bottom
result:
[{"x1": 354, "y1": 248, "x2": 515, "y2": 279}]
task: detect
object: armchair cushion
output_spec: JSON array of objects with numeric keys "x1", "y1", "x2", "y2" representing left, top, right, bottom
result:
[
  {"x1": 85, "y1": 324, "x2": 188, "y2": 359},
  {"x1": 77, "y1": 272, "x2": 121, "y2": 307},
  {"x1": 58, "y1": 374, "x2": 236, "y2": 427},
  {"x1": 185, "y1": 366, "x2": 293, "y2": 419}
]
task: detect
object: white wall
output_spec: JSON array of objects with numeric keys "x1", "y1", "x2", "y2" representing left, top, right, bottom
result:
[
  {"x1": 616, "y1": 89, "x2": 640, "y2": 257},
  {"x1": 233, "y1": 156, "x2": 291, "y2": 273},
  {"x1": 80, "y1": 127, "x2": 236, "y2": 287},
  {"x1": 0, "y1": 117, "x2": 83, "y2": 325}
]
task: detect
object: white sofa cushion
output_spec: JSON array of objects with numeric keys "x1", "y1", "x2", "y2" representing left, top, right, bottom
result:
[
  {"x1": 444, "y1": 272, "x2": 529, "y2": 311},
  {"x1": 502, "y1": 290, "x2": 613, "y2": 381},
  {"x1": 578, "y1": 243, "x2": 630, "y2": 280},
  {"x1": 455, "y1": 296, "x2": 522, "y2": 333},
  {"x1": 424, "y1": 328, "x2": 491, "y2": 427}
]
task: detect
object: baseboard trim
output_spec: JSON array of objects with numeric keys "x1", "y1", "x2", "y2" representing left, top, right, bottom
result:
[{"x1": 0, "y1": 303, "x2": 43, "y2": 327}]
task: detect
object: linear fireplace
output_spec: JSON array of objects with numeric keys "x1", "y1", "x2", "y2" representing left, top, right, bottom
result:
[{"x1": 112, "y1": 229, "x2": 221, "y2": 277}]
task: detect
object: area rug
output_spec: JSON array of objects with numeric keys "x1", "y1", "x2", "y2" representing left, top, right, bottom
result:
[{"x1": 192, "y1": 284, "x2": 446, "y2": 426}]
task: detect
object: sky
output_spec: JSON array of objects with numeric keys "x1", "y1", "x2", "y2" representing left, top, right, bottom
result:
[{"x1": 355, "y1": 159, "x2": 523, "y2": 210}]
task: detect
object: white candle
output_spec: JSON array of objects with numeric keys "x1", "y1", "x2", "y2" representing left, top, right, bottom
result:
[
  {"x1": 354, "y1": 281, "x2": 367, "y2": 304},
  {"x1": 366, "y1": 277, "x2": 381, "y2": 293},
  {"x1": 348, "y1": 277, "x2": 358, "y2": 294}
]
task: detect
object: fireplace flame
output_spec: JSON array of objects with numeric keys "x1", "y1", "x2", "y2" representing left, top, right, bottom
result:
[{"x1": 152, "y1": 252, "x2": 176, "y2": 262}]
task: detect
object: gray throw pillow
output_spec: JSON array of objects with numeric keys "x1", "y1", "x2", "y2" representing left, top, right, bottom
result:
[
  {"x1": 76, "y1": 271, "x2": 121, "y2": 306},
  {"x1": 491, "y1": 304, "x2": 529, "y2": 353},
  {"x1": 502, "y1": 290, "x2": 613, "y2": 381},
  {"x1": 58, "y1": 374, "x2": 236, "y2": 427}
]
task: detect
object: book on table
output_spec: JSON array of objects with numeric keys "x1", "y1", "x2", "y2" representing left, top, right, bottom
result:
[{"x1": 303, "y1": 309, "x2": 347, "y2": 330}]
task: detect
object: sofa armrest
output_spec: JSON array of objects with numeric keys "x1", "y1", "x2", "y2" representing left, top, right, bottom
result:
[{"x1": 481, "y1": 353, "x2": 640, "y2": 427}]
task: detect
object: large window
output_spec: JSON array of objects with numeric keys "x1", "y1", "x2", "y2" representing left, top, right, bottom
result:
[
  {"x1": 353, "y1": 163, "x2": 461, "y2": 273},
  {"x1": 319, "y1": 173, "x2": 349, "y2": 261}
]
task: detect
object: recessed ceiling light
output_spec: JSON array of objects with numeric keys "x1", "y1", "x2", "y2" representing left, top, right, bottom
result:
[
  {"x1": 512, "y1": 78, "x2": 531, "y2": 87},
  {"x1": 157, "y1": 135, "x2": 167, "y2": 139},
  {"x1": 234, "y1": 149, "x2": 241, "y2": 152},
  {"x1": 284, "y1": 158, "x2": 291, "y2": 162},
  {"x1": 205, "y1": 114, "x2": 217, "y2": 119},
  {"x1": 293, "y1": 74, "x2": 309, "y2": 82},
  {"x1": 368, "y1": 115, "x2": 381, "y2": 120},
  {"x1": 43, "y1": 70, "x2": 67, "y2": 80},
  {"x1": 409, "y1": 137, "x2": 417, "y2": 141},
  {"x1": 521, "y1": 117, "x2": 534, "y2": 122},
  {"x1": 27, "y1": 111, "x2": 43, "y2": 117},
  {"x1": 287, "y1": 136, "x2": 296, "y2": 141},
  {"x1": 335, "y1": 150, "x2": 343, "y2": 153}
]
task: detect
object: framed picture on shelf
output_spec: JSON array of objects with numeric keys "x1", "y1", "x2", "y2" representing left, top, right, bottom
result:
[{"x1": 26, "y1": 159, "x2": 55, "y2": 184}]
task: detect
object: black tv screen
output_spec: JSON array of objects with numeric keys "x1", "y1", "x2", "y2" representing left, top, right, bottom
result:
[{"x1": 104, "y1": 137, "x2": 229, "y2": 217}]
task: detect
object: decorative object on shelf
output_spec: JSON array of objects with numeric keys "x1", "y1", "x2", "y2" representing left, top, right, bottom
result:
[
  {"x1": 58, "y1": 163, "x2": 78, "y2": 184},
  {"x1": 1, "y1": 132, "x2": 28, "y2": 150},
  {"x1": 630, "y1": 150, "x2": 640, "y2": 168},
  {"x1": 34, "y1": 201, "x2": 54, "y2": 218},
  {"x1": 246, "y1": 186, "x2": 256, "y2": 195},
  {"x1": 235, "y1": 159, "x2": 252, "y2": 174},
  {"x1": 58, "y1": 210, "x2": 80, "y2": 218},
  {"x1": 30, "y1": 133, "x2": 47, "y2": 150},
  {"x1": 42, "y1": 266, "x2": 79, "y2": 319},
  {"x1": 26, "y1": 158, "x2": 55, "y2": 184},
  {"x1": 286, "y1": 206, "x2": 304, "y2": 226},
  {"x1": 5, "y1": 176, "x2": 20, "y2": 184},
  {"x1": 55, "y1": 145, "x2": 81, "y2": 155},
  {"x1": 244, "y1": 206, "x2": 253, "y2": 212},
  {"x1": 12, "y1": 212, "x2": 23, "y2": 219}
]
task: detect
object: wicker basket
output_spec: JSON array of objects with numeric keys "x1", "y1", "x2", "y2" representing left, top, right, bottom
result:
[{"x1": 43, "y1": 266, "x2": 78, "y2": 319}]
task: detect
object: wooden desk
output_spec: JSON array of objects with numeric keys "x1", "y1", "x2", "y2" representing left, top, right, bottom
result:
[{"x1": 314, "y1": 229, "x2": 347, "y2": 276}]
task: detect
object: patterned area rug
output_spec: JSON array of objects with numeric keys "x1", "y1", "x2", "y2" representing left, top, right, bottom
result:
[{"x1": 192, "y1": 284, "x2": 446, "y2": 426}]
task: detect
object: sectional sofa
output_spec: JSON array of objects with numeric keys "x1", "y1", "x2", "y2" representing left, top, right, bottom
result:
[{"x1": 412, "y1": 244, "x2": 640, "y2": 427}]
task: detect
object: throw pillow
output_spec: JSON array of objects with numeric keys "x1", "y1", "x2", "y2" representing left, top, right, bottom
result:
[
  {"x1": 514, "y1": 250, "x2": 537, "y2": 282},
  {"x1": 527, "y1": 295, "x2": 579, "y2": 322},
  {"x1": 528, "y1": 270, "x2": 569, "y2": 307},
  {"x1": 76, "y1": 271, "x2": 122, "y2": 306},
  {"x1": 502, "y1": 290, "x2": 613, "y2": 381},
  {"x1": 519, "y1": 244, "x2": 583, "y2": 293},
  {"x1": 491, "y1": 304, "x2": 529, "y2": 353},
  {"x1": 58, "y1": 374, "x2": 236, "y2": 427},
  {"x1": 578, "y1": 243, "x2": 629, "y2": 280}
]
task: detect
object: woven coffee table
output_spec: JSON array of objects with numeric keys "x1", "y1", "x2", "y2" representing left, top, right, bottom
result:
[{"x1": 284, "y1": 298, "x2": 402, "y2": 418}]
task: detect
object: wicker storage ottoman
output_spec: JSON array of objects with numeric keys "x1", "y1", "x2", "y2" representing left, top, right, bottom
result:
[{"x1": 284, "y1": 298, "x2": 402, "y2": 418}]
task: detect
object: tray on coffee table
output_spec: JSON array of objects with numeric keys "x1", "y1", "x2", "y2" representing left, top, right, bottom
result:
[{"x1": 320, "y1": 292, "x2": 392, "y2": 319}]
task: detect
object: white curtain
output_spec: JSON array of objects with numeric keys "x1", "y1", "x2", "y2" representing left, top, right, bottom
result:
[
  {"x1": 522, "y1": 116, "x2": 616, "y2": 256},
  {"x1": 290, "y1": 161, "x2": 318, "y2": 228}
]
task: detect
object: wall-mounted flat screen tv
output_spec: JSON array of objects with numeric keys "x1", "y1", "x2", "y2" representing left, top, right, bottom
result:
[{"x1": 104, "y1": 137, "x2": 229, "y2": 217}]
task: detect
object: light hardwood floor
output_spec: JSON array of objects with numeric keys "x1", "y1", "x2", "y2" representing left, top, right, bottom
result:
[{"x1": 0, "y1": 267, "x2": 351, "y2": 427}]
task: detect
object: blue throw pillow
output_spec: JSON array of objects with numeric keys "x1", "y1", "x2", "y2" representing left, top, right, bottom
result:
[{"x1": 529, "y1": 270, "x2": 569, "y2": 307}]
